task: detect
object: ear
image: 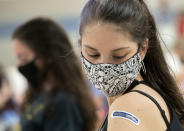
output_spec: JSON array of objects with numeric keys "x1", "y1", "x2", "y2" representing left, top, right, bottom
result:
[
  {"x1": 35, "y1": 57, "x2": 44, "y2": 70},
  {"x1": 139, "y1": 38, "x2": 149, "y2": 61}
]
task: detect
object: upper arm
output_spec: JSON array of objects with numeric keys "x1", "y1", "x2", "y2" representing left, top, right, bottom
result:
[
  {"x1": 107, "y1": 92, "x2": 163, "y2": 131},
  {"x1": 108, "y1": 109, "x2": 144, "y2": 131},
  {"x1": 43, "y1": 94, "x2": 83, "y2": 131}
]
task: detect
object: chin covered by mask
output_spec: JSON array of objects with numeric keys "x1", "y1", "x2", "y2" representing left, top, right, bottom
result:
[
  {"x1": 81, "y1": 53, "x2": 142, "y2": 97},
  {"x1": 18, "y1": 60, "x2": 40, "y2": 88}
]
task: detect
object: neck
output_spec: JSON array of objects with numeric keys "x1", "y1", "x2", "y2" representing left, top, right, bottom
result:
[
  {"x1": 107, "y1": 94, "x2": 122, "y2": 106},
  {"x1": 42, "y1": 73, "x2": 58, "y2": 92},
  {"x1": 107, "y1": 74, "x2": 143, "y2": 106}
]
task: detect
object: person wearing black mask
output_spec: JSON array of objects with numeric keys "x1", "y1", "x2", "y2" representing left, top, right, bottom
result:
[{"x1": 12, "y1": 17, "x2": 97, "y2": 131}]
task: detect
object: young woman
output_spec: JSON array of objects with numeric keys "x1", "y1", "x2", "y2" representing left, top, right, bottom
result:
[
  {"x1": 12, "y1": 17, "x2": 96, "y2": 131},
  {"x1": 79, "y1": 0, "x2": 184, "y2": 130}
]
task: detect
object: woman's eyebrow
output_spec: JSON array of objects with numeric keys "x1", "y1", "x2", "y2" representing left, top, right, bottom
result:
[
  {"x1": 112, "y1": 47, "x2": 130, "y2": 52},
  {"x1": 84, "y1": 45, "x2": 97, "y2": 51},
  {"x1": 84, "y1": 45, "x2": 130, "y2": 52}
]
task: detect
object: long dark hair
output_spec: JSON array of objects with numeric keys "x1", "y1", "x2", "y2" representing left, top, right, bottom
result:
[
  {"x1": 13, "y1": 17, "x2": 97, "y2": 131},
  {"x1": 79, "y1": 0, "x2": 184, "y2": 127}
]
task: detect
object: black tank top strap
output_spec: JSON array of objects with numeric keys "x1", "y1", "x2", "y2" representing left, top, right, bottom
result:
[
  {"x1": 129, "y1": 89, "x2": 170, "y2": 128},
  {"x1": 98, "y1": 114, "x2": 108, "y2": 131}
]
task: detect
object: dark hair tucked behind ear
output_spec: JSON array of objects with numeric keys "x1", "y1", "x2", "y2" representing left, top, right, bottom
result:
[
  {"x1": 13, "y1": 17, "x2": 97, "y2": 131},
  {"x1": 80, "y1": 0, "x2": 184, "y2": 128}
]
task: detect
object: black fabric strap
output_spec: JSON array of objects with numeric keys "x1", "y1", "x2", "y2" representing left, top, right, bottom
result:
[
  {"x1": 129, "y1": 89, "x2": 170, "y2": 128},
  {"x1": 98, "y1": 114, "x2": 108, "y2": 131},
  {"x1": 124, "y1": 80, "x2": 144, "y2": 93}
]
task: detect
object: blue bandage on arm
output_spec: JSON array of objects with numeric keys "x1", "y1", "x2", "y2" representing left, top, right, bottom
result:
[{"x1": 111, "y1": 111, "x2": 140, "y2": 125}]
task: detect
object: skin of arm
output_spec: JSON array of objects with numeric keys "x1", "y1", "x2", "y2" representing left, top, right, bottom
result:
[{"x1": 107, "y1": 89, "x2": 168, "y2": 131}]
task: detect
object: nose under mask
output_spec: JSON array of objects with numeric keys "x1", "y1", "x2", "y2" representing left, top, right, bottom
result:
[
  {"x1": 18, "y1": 60, "x2": 40, "y2": 88},
  {"x1": 81, "y1": 52, "x2": 142, "y2": 97}
]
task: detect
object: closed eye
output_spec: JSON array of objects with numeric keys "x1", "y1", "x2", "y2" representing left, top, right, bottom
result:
[
  {"x1": 112, "y1": 53, "x2": 128, "y2": 60},
  {"x1": 88, "y1": 54, "x2": 100, "y2": 58}
]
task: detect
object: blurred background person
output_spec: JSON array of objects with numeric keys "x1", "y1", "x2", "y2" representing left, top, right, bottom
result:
[
  {"x1": 0, "y1": 65, "x2": 19, "y2": 131},
  {"x1": 12, "y1": 17, "x2": 97, "y2": 131},
  {"x1": 173, "y1": 39, "x2": 184, "y2": 66},
  {"x1": 90, "y1": 83, "x2": 108, "y2": 130},
  {"x1": 166, "y1": 38, "x2": 184, "y2": 95},
  {"x1": 177, "y1": 11, "x2": 184, "y2": 38}
]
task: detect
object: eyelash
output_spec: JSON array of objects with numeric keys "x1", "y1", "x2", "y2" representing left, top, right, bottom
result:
[
  {"x1": 113, "y1": 55, "x2": 127, "y2": 59},
  {"x1": 88, "y1": 54, "x2": 100, "y2": 58},
  {"x1": 88, "y1": 54, "x2": 127, "y2": 59}
]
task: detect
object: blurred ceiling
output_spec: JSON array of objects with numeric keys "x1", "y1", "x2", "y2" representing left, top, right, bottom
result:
[{"x1": 0, "y1": 0, "x2": 86, "y2": 23}]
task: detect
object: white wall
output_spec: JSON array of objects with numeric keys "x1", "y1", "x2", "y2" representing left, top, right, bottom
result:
[
  {"x1": 0, "y1": 0, "x2": 86, "y2": 66},
  {"x1": 0, "y1": 0, "x2": 86, "y2": 22}
]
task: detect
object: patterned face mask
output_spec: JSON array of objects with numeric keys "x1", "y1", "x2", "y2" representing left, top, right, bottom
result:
[{"x1": 81, "y1": 53, "x2": 142, "y2": 97}]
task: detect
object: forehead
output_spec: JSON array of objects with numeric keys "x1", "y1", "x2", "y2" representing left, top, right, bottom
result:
[
  {"x1": 81, "y1": 22, "x2": 137, "y2": 50},
  {"x1": 13, "y1": 39, "x2": 35, "y2": 64},
  {"x1": 13, "y1": 39, "x2": 32, "y2": 52}
]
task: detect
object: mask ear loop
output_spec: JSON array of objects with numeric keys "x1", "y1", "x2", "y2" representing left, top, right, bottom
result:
[
  {"x1": 137, "y1": 41, "x2": 147, "y2": 74},
  {"x1": 141, "y1": 61, "x2": 146, "y2": 74}
]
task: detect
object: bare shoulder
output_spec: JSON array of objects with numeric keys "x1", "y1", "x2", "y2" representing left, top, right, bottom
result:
[{"x1": 108, "y1": 84, "x2": 169, "y2": 131}]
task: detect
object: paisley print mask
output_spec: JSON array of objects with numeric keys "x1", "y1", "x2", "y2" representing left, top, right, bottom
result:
[{"x1": 81, "y1": 53, "x2": 142, "y2": 97}]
